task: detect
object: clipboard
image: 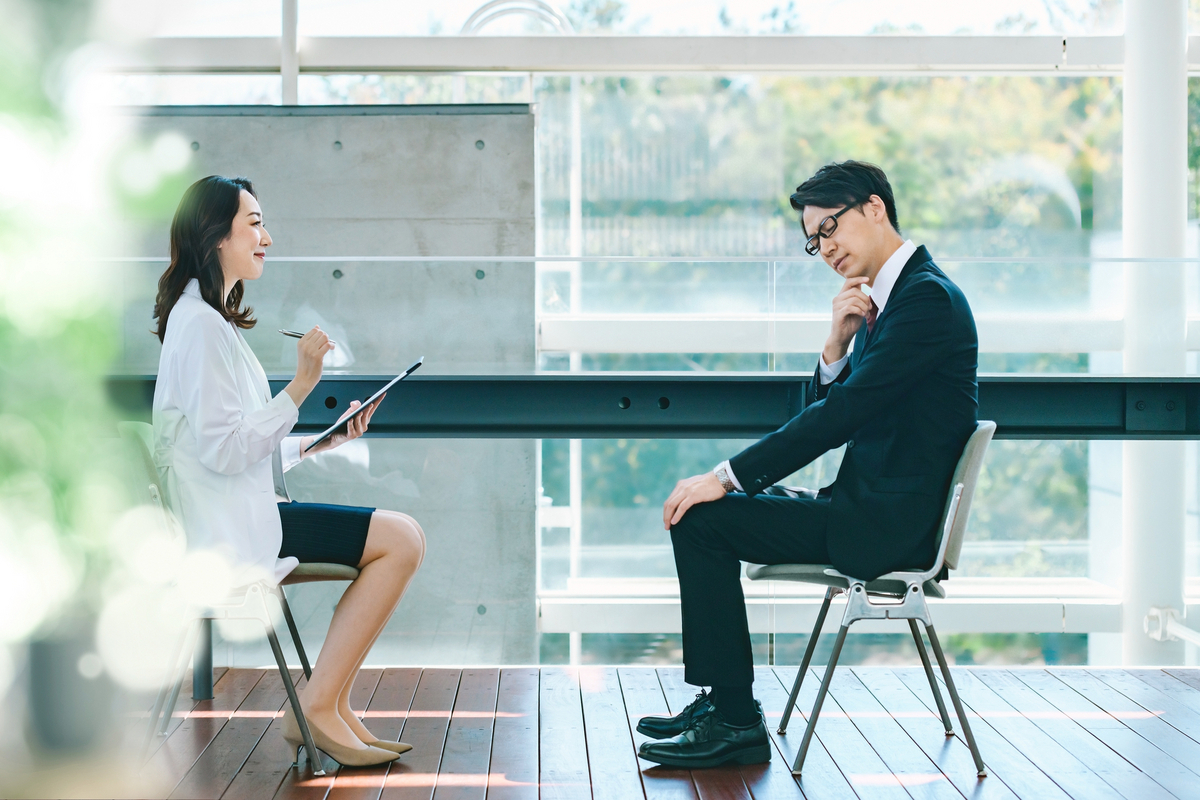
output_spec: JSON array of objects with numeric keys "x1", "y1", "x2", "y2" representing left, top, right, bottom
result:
[{"x1": 307, "y1": 356, "x2": 424, "y2": 448}]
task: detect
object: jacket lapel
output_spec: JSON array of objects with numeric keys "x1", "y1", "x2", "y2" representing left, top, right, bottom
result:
[{"x1": 861, "y1": 246, "x2": 935, "y2": 353}]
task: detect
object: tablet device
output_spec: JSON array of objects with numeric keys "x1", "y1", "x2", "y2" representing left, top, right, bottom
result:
[{"x1": 307, "y1": 356, "x2": 424, "y2": 448}]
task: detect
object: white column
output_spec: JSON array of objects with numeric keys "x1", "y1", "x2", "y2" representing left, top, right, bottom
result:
[
  {"x1": 569, "y1": 74, "x2": 583, "y2": 261},
  {"x1": 281, "y1": 0, "x2": 299, "y2": 105},
  {"x1": 566, "y1": 76, "x2": 584, "y2": 663},
  {"x1": 1121, "y1": 0, "x2": 1188, "y2": 665}
]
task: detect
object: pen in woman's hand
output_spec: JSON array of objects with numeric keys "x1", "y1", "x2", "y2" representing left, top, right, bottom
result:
[{"x1": 279, "y1": 328, "x2": 336, "y2": 345}]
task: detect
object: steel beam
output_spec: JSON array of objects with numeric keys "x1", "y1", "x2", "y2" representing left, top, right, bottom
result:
[{"x1": 107, "y1": 373, "x2": 1200, "y2": 440}]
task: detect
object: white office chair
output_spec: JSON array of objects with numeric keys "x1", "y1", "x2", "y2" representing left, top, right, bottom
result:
[
  {"x1": 745, "y1": 420, "x2": 995, "y2": 777},
  {"x1": 119, "y1": 421, "x2": 358, "y2": 776}
]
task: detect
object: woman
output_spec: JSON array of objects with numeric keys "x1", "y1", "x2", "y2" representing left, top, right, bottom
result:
[{"x1": 152, "y1": 175, "x2": 425, "y2": 767}]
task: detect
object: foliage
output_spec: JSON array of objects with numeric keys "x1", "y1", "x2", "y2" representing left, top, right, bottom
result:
[
  {"x1": 538, "y1": 73, "x2": 1122, "y2": 235},
  {"x1": 565, "y1": 0, "x2": 629, "y2": 32},
  {"x1": 0, "y1": 0, "x2": 118, "y2": 636},
  {"x1": 0, "y1": 0, "x2": 183, "y2": 651}
]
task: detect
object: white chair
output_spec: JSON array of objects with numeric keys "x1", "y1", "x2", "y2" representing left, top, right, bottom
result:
[
  {"x1": 746, "y1": 420, "x2": 995, "y2": 777},
  {"x1": 119, "y1": 421, "x2": 359, "y2": 776}
]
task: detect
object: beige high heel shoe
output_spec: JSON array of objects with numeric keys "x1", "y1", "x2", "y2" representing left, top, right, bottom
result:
[
  {"x1": 368, "y1": 739, "x2": 414, "y2": 755},
  {"x1": 281, "y1": 707, "x2": 399, "y2": 767}
]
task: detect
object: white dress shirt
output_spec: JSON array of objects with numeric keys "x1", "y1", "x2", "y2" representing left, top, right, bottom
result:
[
  {"x1": 716, "y1": 240, "x2": 919, "y2": 492},
  {"x1": 153, "y1": 279, "x2": 304, "y2": 587},
  {"x1": 816, "y1": 238, "x2": 917, "y2": 383}
]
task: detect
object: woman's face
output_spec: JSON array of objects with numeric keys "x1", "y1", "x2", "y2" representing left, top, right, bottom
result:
[{"x1": 217, "y1": 190, "x2": 271, "y2": 291}]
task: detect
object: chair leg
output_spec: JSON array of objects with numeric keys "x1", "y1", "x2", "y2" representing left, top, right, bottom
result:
[
  {"x1": 925, "y1": 623, "x2": 987, "y2": 778},
  {"x1": 143, "y1": 618, "x2": 197, "y2": 754},
  {"x1": 265, "y1": 623, "x2": 325, "y2": 777},
  {"x1": 276, "y1": 586, "x2": 312, "y2": 680},
  {"x1": 143, "y1": 680, "x2": 172, "y2": 754},
  {"x1": 779, "y1": 587, "x2": 835, "y2": 734},
  {"x1": 158, "y1": 618, "x2": 202, "y2": 737},
  {"x1": 909, "y1": 619, "x2": 953, "y2": 735},
  {"x1": 792, "y1": 623, "x2": 848, "y2": 776}
]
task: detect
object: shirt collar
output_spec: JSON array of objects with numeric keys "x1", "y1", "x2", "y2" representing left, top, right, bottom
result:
[
  {"x1": 183, "y1": 278, "x2": 202, "y2": 299},
  {"x1": 869, "y1": 239, "x2": 917, "y2": 314}
]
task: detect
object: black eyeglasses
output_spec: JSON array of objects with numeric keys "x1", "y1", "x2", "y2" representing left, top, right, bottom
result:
[{"x1": 804, "y1": 205, "x2": 856, "y2": 256}]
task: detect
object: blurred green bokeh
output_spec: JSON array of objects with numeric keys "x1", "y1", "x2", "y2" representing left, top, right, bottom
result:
[{"x1": 0, "y1": 0, "x2": 120, "y2": 644}]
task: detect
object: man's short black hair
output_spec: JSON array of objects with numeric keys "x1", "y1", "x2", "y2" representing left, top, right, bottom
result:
[{"x1": 790, "y1": 160, "x2": 900, "y2": 237}]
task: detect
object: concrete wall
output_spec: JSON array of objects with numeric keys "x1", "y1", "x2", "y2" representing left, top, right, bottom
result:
[{"x1": 125, "y1": 106, "x2": 537, "y2": 666}]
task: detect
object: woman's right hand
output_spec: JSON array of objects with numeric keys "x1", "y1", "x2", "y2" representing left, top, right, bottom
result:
[{"x1": 284, "y1": 326, "x2": 335, "y2": 407}]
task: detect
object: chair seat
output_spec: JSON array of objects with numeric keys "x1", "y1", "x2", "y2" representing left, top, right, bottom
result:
[
  {"x1": 282, "y1": 563, "x2": 360, "y2": 584},
  {"x1": 745, "y1": 562, "x2": 946, "y2": 599}
]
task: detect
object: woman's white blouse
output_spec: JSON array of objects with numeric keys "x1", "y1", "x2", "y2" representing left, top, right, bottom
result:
[{"x1": 153, "y1": 279, "x2": 305, "y2": 587}]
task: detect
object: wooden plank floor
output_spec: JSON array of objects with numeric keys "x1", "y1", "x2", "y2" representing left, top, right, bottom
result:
[{"x1": 137, "y1": 667, "x2": 1200, "y2": 800}]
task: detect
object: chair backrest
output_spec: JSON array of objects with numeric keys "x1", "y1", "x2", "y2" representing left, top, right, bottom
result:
[
  {"x1": 938, "y1": 420, "x2": 996, "y2": 572},
  {"x1": 118, "y1": 420, "x2": 173, "y2": 518}
]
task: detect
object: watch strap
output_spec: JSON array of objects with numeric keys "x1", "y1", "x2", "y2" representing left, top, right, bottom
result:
[{"x1": 715, "y1": 464, "x2": 735, "y2": 493}]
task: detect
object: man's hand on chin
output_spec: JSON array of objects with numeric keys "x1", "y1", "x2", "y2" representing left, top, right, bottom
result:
[{"x1": 663, "y1": 472, "x2": 728, "y2": 529}]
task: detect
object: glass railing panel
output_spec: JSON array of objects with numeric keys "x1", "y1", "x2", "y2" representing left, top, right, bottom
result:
[
  {"x1": 117, "y1": 255, "x2": 1151, "y2": 377},
  {"x1": 113, "y1": 258, "x2": 537, "y2": 375},
  {"x1": 538, "y1": 259, "x2": 772, "y2": 315}
]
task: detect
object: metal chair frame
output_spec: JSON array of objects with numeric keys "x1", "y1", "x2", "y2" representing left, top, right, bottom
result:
[
  {"x1": 120, "y1": 422, "x2": 356, "y2": 776},
  {"x1": 143, "y1": 583, "x2": 327, "y2": 774},
  {"x1": 746, "y1": 421, "x2": 996, "y2": 778}
]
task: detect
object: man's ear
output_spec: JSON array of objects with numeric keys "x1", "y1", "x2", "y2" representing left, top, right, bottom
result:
[{"x1": 866, "y1": 194, "x2": 887, "y2": 223}]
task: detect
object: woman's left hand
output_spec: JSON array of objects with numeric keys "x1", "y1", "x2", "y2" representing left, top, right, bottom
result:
[{"x1": 301, "y1": 394, "x2": 384, "y2": 458}]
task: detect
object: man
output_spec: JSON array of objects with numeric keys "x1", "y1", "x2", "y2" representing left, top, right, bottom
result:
[{"x1": 636, "y1": 161, "x2": 978, "y2": 769}]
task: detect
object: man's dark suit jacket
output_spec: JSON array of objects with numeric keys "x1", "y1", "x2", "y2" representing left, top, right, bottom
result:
[{"x1": 728, "y1": 245, "x2": 978, "y2": 581}]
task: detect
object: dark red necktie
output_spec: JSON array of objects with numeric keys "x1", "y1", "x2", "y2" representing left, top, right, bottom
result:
[{"x1": 866, "y1": 298, "x2": 879, "y2": 334}]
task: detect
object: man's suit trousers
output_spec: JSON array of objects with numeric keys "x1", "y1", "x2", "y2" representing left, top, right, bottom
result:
[{"x1": 670, "y1": 489, "x2": 831, "y2": 688}]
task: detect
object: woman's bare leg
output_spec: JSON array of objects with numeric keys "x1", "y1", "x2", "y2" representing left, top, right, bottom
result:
[
  {"x1": 337, "y1": 619, "x2": 402, "y2": 742},
  {"x1": 335, "y1": 511, "x2": 425, "y2": 742},
  {"x1": 337, "y1": 645, "x2": 381, "y2": 742},
  {"x1": 298, "y1": 510, "x2": 425, "y2": 750}
]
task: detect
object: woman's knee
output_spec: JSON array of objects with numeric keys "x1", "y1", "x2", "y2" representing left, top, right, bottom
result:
[{"x1": 368, "y1": 510, "x2": 426, "y2": 570}]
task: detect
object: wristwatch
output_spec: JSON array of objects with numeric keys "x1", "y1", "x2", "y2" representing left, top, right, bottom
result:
[{"x1": 714, "y1": 464, "x2": 736, "y2": 493}]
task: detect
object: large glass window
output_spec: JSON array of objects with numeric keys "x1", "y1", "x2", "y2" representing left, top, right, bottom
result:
[
  {"x1": 105, "y1": 43, "x2": 1200, "y2": 667},
  {"x1": 527, "y1": 74, "x2": 1121, "y2": 633},
  {"x1": 536, "y1": 74, "x2": 1121, "y2": 258}
]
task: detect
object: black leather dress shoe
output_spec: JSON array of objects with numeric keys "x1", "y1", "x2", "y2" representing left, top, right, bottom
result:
[
  {"x1": 636, "y1": 691, "x2": 715, "y2": 738},
  {"x1": 637, "y1": 709, "x2": 772, "y2": 769}
]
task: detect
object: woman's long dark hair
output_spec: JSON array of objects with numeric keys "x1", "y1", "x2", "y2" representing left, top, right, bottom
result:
[{"x1": 153, "y1": 175, "x2": 258, "y2": 343}]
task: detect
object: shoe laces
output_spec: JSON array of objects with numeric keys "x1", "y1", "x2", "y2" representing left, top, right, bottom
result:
[
  {"x1": 683, "y1": 706, "x2": 726, "y2": 738},
  {"x1": 681, "y1": 690, "x2": 711, "y2": 717}
]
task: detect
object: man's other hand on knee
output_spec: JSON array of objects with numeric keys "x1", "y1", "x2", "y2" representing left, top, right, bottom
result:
[{"x1": 663, "y1": 472, "x2": 727, "y2": 530}]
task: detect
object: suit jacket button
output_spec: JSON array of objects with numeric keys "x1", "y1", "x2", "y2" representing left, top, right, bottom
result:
[{"x1": 847, "y1": 440, "x2": 855, "y2": 449}]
